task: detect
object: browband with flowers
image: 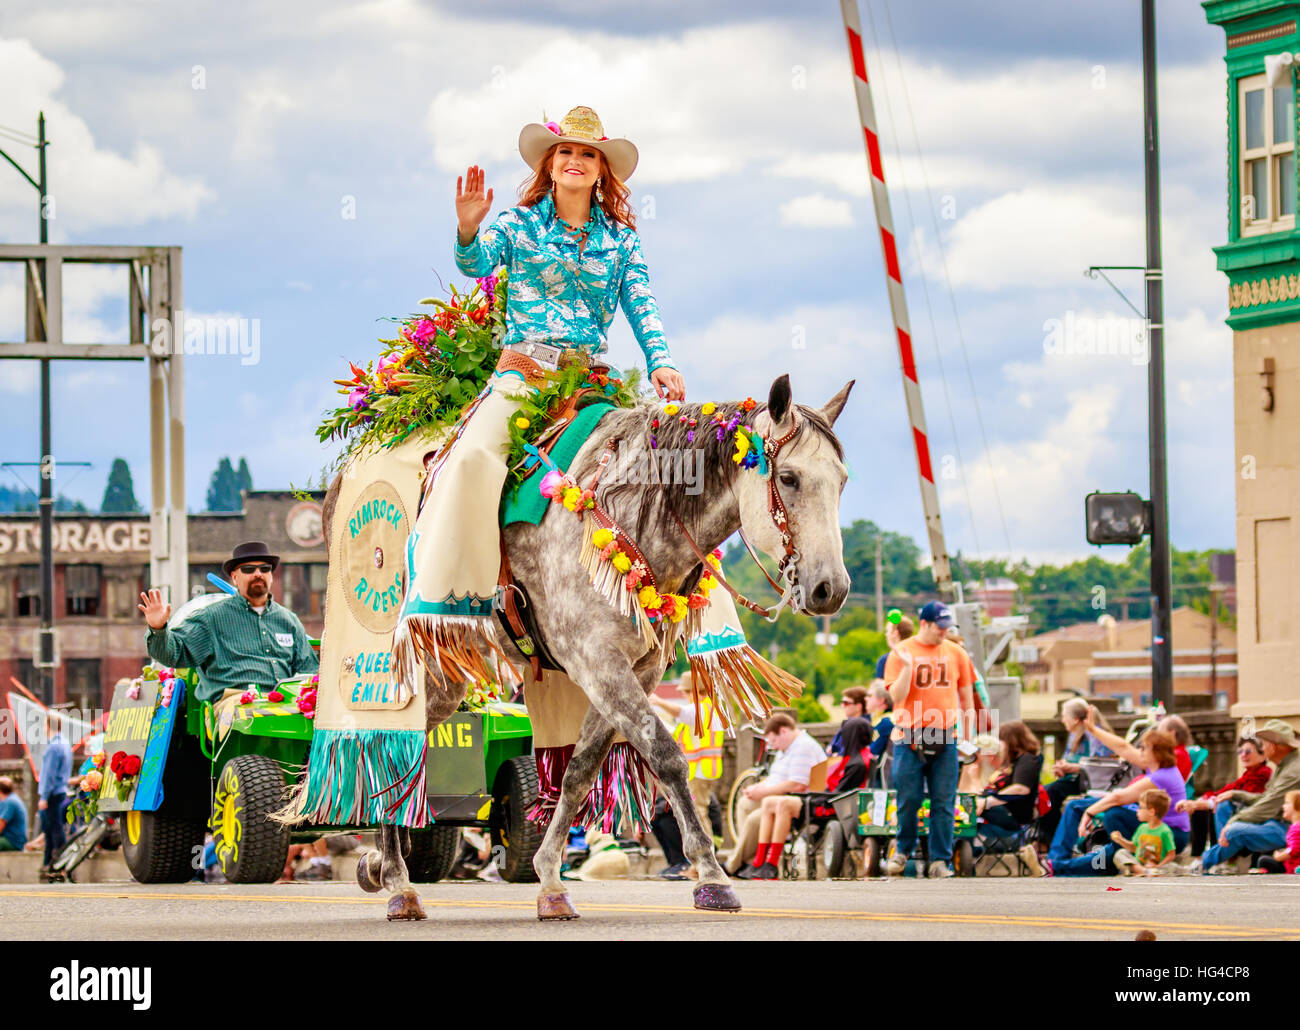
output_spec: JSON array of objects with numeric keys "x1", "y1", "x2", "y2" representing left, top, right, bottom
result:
[{"x1": 650, "y1": 399, "x2": 770, "y2": 478}]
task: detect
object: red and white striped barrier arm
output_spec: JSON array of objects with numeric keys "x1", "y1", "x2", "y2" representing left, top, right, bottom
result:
[{"x1": 840, "y1": 0, "x2": 952, "y2": 591}]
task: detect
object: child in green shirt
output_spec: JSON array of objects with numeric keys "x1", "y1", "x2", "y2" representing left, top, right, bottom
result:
[{"x1": 1112, "y1": 788, "x2": 1177, "y2": 876}]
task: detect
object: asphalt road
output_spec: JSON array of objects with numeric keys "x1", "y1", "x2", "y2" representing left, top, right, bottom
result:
[{"x1": 4, "y1": 876, "x2": 1300, "y2": 941}]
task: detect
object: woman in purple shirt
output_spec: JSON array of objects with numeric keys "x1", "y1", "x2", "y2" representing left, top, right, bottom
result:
[{"x1": 1041, "y1": 715, "x2": 1189, "y2": 876}]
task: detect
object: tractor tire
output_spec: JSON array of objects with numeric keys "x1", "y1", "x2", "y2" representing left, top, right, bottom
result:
[
  {"x1": 211, "y1": 754, "x2": 290, "y2": 884},
  {"x1": 822, "y1": 819, "x2": 848, "y2": 879},
  {"x1": 406, "y1": 824, "x2": 461, "y2": 883},
  {"x1": 864, "y1": 835, "x2": 885, "y2": 878},
  {"x1": 955, "y1": 837, "x2": 976, "y2": 877},
  {"x1": 491, "y1": 755, "x2": 542, "y2": 883},
  {"x1": 122, "y1": 807, "x2": 205, "y2": 884}
]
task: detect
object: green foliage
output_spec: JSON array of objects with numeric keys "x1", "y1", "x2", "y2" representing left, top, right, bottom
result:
[
  {"x1": 100, "y1": 458, "x2": 141, "y2": 514},
  {"x1": 206, "y1": 457, "x2": 243, "y2": 512},
  {"x1": 792, "y1": 692, "x2": 830, "y2": 723}
]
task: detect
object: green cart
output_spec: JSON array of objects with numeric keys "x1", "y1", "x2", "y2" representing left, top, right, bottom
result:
[
  {"x1": 857, "y1": 788, "x2": 979, "y2": 877},
  {"x1": 103, "y1": 596, "x2": 541, "y2": 886}
]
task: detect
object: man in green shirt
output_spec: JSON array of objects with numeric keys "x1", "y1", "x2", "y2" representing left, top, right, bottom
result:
[{"x1": 138, "y1": 541, "x2": 319, "y2": 703}]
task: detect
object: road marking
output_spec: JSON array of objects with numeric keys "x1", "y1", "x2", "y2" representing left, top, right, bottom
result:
[{"x1": 2, "y1": 889, "x2": 1294, "y2": 938}]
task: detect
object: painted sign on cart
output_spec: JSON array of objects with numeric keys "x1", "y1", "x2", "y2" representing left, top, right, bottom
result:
[{"x1": 97, "y1": 676, "x2": 186, "y2": 812}]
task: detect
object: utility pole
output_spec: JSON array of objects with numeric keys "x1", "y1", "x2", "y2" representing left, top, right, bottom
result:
[
  {"x1": 1142, "y1": 0, "x2": 1174, "y2": 712},
  {"x1": 875, "y1": 535, "x2": 884, "y2": 631},
  {"x1": 1, "y1": 113, "x2": 55, "y2": 704},
  {"x1": 37, "y1": 112, "x2": 55, "y2": 707}
]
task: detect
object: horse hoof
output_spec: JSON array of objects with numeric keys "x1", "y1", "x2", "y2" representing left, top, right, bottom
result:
[
  {"x1": 694, "y1": 882, "x2": 742, "y2": 913},
  {"x1": 537, "y1": 891, "x2": 580, "y2": 921},
  {"x1": 355, "y1": 852, "x2": 383, "y2": 894},
  {"x1": 386, "y1": 890, "x2": 427, "y2": 921}
]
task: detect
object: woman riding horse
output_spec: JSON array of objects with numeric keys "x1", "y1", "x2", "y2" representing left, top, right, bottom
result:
[{"x1": 392, "y1": 105, "x2": 686, "y2": 686}]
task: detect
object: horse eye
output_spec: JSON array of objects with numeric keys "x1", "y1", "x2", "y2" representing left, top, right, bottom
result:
[{"x1": 779, "y1": 472, "x2": 799, "y2": 490}]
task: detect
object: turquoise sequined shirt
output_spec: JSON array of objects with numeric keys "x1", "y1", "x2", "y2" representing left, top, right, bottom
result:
[{"x1": 454, "y1": 194, "x2": 676, "y2": 374}]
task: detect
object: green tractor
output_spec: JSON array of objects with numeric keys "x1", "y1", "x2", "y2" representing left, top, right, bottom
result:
[{"x1": 100, "y1": 593, "x2": 542, "y2": 885}]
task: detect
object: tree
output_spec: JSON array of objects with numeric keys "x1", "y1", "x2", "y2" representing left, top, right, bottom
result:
[
  {"x1": 235, "y1": 457, "x2": 252, "y2": 498},
  {"x1": 100, "y1": 458, "x2": 141, "y2": 513},
  {"x1": 206, "y1": 457, "x2": 241, "y2": 512}
]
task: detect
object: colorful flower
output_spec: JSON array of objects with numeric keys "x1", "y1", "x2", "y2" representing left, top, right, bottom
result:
[
  {"x1": 663, "y1": 403, "x2": 679, "y2": 416},
  {"x1": 515, "y1": 417, "x2": 530, "y2": 429},
  {"x1": 741, "y1": 397, "x2": 757, "y2": 412},
  {"x1": 611, "y1": 552, "x2": 632, "y2": 573},
  {"x1": 562, "y1": 486, "x2": 583, "y2": 511},
  {"x1": 539, "y1": 469, "x2": 565, "y2": 499},
  {"x1": 624, "y1": 569, "x2": 644, "y2": 591},
  {"x1": 348, "y1": 385, "x2": 371, "y2": 411},
  {"x1": 701, "y1": 402, "x2": 716, "y2": 415},
  {"x1": 126, "y1": 682, "x2": 141, "y2": 701},
  {"x1": 91, "y1": 751, "x2": 106, "y2": 769},
  {"x1": 592, "y1": 528, "x2": 614, "y2": 549},
  {"x1": 240, "y1": 689, "x2": 257, "y2": 705},
  {"x1": 110, "y1": 752, "x2": 128, "y2": 776},
  {"x1": 82, "y1": 769, "x2": 103, "y2": 793},
  {"x1": 545, "y1": 121, "x2": 562, "y2": 135},
  {"x1": 122, "y1": 754, "x2": 142, "y2": 777},
  {"x1": 268, "y1": 690, "x2": 285, "y2": 703},
  {"x1": 600, "y1": 542, "x2": 618, "y2": 561},
  {"x1": 638, "y1": 586, "x2": 662, "y2": 610}
]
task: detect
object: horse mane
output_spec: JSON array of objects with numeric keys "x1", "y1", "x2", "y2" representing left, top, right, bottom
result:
[{"x1": 573, "y1": 398, "x2": 844, "y2": 544}]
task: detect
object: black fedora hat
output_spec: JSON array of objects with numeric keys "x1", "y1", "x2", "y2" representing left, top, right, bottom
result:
[{"x1": 222, "y1": 541, "x2": 281, "y2": 576}]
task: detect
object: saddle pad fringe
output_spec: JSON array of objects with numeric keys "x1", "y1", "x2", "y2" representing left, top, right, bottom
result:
[
  {"x1": 392, "y1": 614, "x2": 513, "y2": 697},
  {"x1": 528, "y1": 742, "x2": 657, "y2": 835},
  {"x1": 274, "y1": 727, "x2": 430, "y2": 828},
  {"x1": 686, "y1": 642, "x2": 805, "y2": 734}
]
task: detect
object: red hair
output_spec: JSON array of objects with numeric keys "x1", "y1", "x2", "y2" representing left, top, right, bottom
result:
[{"x1": 518, "y1": 142, "x2": 636, "y2": 230}]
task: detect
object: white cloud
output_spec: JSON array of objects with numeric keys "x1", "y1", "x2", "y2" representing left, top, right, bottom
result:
[
  {"x1": 0, "y1": 38, "x2": 213, "y2": 236},
  {"x1": 779, "y1": 193, "x2": 852, "y2": 228}
]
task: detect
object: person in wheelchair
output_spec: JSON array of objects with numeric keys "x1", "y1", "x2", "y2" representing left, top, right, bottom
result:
[
  {"x1": 727, "y1": 714, "x2": 825, "y2": 881},
  {"x1": 974, "y1": 721, "x2": 1043, "y2": 846}
]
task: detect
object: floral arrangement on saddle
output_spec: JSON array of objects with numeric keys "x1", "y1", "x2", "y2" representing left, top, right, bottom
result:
[{"x1": 316, "y1": 268, "x2": 642, "y2": 478}]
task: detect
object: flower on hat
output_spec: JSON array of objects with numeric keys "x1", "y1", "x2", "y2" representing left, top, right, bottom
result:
[{"x1": 545, "y1": 121, "x2": 562, "y2": 135}]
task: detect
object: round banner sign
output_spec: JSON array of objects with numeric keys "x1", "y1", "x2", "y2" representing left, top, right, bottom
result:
[{"x1": 339, "y1": 480, "x2": 409, "y2": 634}]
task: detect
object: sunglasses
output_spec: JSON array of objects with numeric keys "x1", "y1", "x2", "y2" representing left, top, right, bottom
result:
[{"x1": 238, "y1": 564, "x2": 273, "y2": 575}]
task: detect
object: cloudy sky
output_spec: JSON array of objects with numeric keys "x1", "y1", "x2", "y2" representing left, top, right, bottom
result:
[{"x1": 0, "y1": 0, "x2": 1235, "y2": 568}]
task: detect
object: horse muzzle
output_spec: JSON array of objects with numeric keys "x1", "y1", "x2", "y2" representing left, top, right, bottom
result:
[{"x1": 803, "y1": 567, "x2": 850, "y2": 615}]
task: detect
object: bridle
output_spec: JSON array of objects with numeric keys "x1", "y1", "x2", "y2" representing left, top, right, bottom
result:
[{"x1": 654, "y1": 407, "x2": 807, "y2": 621}]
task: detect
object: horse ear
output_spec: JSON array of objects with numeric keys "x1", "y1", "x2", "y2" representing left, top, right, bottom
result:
[
  {"x1": 768, "y1": 374, "x2": 792, "y2": 426},
  {"x1": 821, "y1": 380, "x2": 855, "y2": 426}
]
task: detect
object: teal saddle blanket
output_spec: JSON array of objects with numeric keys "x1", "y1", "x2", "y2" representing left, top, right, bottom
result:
[{"x1": 500, "y1": 402, "x2": 617, "y2": 527}]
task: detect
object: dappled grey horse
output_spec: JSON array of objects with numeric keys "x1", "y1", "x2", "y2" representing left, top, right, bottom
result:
[{"x1": 348, "y1": 374, "x2": 854, "y2": 919}]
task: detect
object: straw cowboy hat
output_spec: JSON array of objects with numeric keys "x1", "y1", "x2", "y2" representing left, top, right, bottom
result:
[{"x1": 518, "y1": 105, "x2": 639, "y2": 182}]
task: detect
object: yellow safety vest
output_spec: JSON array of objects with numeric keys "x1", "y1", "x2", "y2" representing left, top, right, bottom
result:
[{"x1": 673, "y1": 698, "x2": 724, "y2": 781}]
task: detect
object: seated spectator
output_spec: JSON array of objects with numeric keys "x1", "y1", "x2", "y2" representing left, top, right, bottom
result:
[
  {"x1": 1157, "y1": 714, "x2": 1194, "y2": 781},
  {"x1": 958, "y1": 733, "x2": 1001, "y2": 795},
  {"x1": 1256, "y1": 790, "x2": 1300, "y2": 874},
  {"x1": 1177, "y1": 736, "x2": 1272, "y2": 855},
  {"x1": 827, "y1": 715, "x2": 873, "y2": 792},
  {"x1": 976, "y1": 721, "x2": 1043, "y2": 840},
  {"x1": 1110, "y1": 788, "x2": 1178, "y2": 876},
  {"x1": 1024, "y1": 713, "x2": 1190, "y2": 877},
  {"x1": 0, "y1": 777, "x2": 28, "y2": 853},
  {"x1": 828, "y1": 687, "x2": 868, "y2": 756},
  {"x1": 1040, "y1": 698, "x2": 1114, "y2": 842},
  {"x1": 725, "y1": 714, "x2": 825, "y2": 881},
  {"x1": 1198, "y1": 720, "x2": 1300, "y2": 874},
  {"x1": 873, "y1": 615, "x2": 914, "y2": 679}
]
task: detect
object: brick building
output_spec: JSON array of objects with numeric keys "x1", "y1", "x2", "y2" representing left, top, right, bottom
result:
[{"x1": 0, "y1": 491, "x2": 325, "y2": 761}]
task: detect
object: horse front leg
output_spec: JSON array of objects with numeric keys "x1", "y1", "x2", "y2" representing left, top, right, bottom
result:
[
  {"x1": 571, "y1": 654, "x2": 740, "y2": 913},
  {"x1": 534, "y1": 710, "x2": 618, "y2": 921}
]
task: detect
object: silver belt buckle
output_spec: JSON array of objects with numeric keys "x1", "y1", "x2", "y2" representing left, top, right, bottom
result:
[{"x1": 519, "y1": 341, "x2": 560, "y2": 370}]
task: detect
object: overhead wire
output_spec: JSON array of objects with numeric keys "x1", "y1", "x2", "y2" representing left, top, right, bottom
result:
[
  {"x1": 863, "y1": 0, "x2": 989, "y2": 596},
  {"x1": 880, "y1": 0, "x2": 1016, "y2": 571}
]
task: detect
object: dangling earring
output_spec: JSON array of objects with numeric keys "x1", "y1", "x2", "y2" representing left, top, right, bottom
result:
[{"x1": 595, "y1": 177, "x2": 604, "y2": 204}]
